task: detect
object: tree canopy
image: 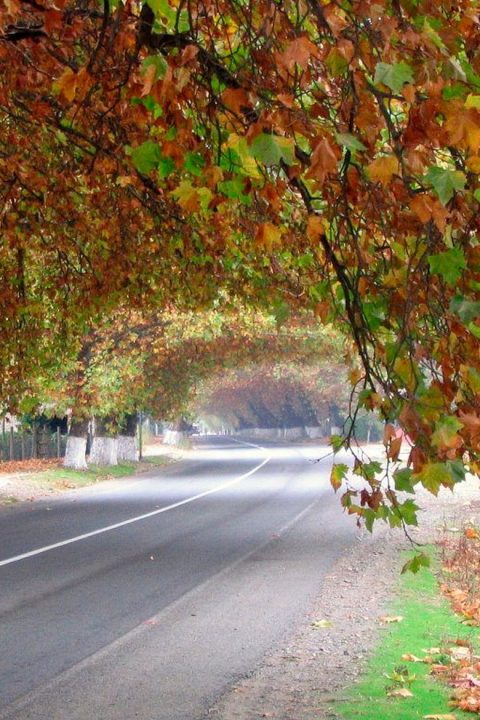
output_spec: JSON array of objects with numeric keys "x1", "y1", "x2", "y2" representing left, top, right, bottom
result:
[{"x1": 2, "y1": 0, "x2": 480, "y2": 530}]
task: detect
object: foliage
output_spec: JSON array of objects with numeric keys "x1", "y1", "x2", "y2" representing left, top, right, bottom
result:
[{"x1": 3, "y1": 0, "x2": 480, "y2": 527}]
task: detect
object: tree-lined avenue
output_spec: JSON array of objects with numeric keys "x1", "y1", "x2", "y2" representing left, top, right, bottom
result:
[{"x1": 0, "y1": 437, "x2": 356, "y2": 720}]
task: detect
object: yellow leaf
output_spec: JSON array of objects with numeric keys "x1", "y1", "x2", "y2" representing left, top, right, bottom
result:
[
  {"x1": 255, "y1": 223, "x2": 283, "y2": 252},
  {"x1": 349, "y1": 368, "x2": 363, "y2": 385},
  {"x1": 311, "y1": 619, "x2": 332, "y2": 628},
  {"x1": 367, "y1": 155, "x2": 400, "y2": 185},
  {"x1": 466, "y1": 155, "x2": 480, "y2": 173},
  {"x1": 56, "y1": 67, "x2": 77, "y2": 103},
  {"x1": 380, "y1": 615, "x2": 404, "y2": 623},
  {"x1": 423, "y1": 715, "x2": 457, "y2": 719}
]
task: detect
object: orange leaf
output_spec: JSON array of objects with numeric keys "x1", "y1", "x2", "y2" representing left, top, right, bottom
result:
[
  {"x1": 306, "y1": 215, "x2": 324, "y2": 240},
  {"x1": 56, "y1": 67, "x2": 77, "y2": 103},
  {"x1": 367, "y1": 155, "x2": 400, "y2": 185}
]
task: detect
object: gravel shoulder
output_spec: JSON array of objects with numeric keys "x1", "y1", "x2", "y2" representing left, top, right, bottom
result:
[{"x1": 207, "y1": 476, "x2": 480, "y2": 720}]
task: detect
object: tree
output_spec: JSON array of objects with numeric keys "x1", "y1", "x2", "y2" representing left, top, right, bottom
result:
[{"x1": 3, "y1": 1, "x2": 480, "y2": 529}]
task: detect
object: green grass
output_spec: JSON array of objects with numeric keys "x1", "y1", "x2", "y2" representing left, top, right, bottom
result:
[{"x1": 338, "y1": 555, "x2": 477, "y2": 720}]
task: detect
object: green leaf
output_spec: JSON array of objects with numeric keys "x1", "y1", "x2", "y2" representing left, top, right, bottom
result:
[
  {"x1": 157, "y1": 156, "x2": 176, "y2": 179},
  {"x1": 446, "y1": 459, "x2": 466, "y2": 484},
  {"x1": 374, "y1": 62, "x2": 414, "y2": 94},
  {"x1": 335, "y1": 133, "x2": 366, "y2": 153},
  {"x1": 425, "y1": 166, "x2": 466, "y2": 205},
  {"x1": 218, "y1": 177, "x2": 252, "y2": 205},
  {"x1": 146, "y1": 0, "x2": 190, "y2": 31},
  {"x1": 397, "y1": 498, "x2": 419, "y2": 526},
  {"x1": 184, "y1": 152, "x2": 205, "y2": 177},
  {"x1": 131, "y1": 141, "x2": 161, "y2": 175},
  {"x1": 401, "y1": 552, "x2": 431, "y2": 574},
  {"x1": 271, "y1": 298, "x2": 290, "y2": 326},
  {"x1": 329, "y1": 434, "x2": 345, "y2": 453},
  {"x1": 393, "y1": 467, "x2": 415, "y2": 493},
  {"x1": 354, "y1": 460, "x2": 382, "y2": 481},
  {"x1": 250, "y1": 133, "x2": 295, "y2": 166},
  {"x1": 428, "y1": 247, "x2": 466, "y2": 286},
  {"x1": 449, "y1": 295, "x2": 480, "y2": 323}
]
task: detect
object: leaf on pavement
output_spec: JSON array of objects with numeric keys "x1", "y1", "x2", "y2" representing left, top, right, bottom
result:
[{"x1": 311, "y1": 619, "x2": 332, "y2": 628}]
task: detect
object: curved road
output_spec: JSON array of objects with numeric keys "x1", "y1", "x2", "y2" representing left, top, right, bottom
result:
[{"x1": 0, "y1": 436, "x2": 356, "y2": 719}]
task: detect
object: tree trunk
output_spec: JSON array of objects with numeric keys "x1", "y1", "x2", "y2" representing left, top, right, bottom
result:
[
  {"x1": 64, "y1": 417, "x2": 88, "y2": 470},
  {"x1": 163, "y1": 418, "x2": 188, "y2": 447},
  {"x1": 89, "y1": 416, "x2": 118, "y2": 466},
  {"x1": 117, "y1": 413, "x2": 138, "y2": 462}
]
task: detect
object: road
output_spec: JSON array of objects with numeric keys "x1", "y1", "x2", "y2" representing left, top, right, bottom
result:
[{"x1": 0, "y1": 436, "x2": 357, "y2": 720}]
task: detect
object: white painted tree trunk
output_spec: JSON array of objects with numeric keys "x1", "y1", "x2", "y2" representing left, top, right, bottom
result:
[
  {"x1": 89, "y1": 436, "x2": 118, "y2": 465},
  {"x1": 64, "y1": 436, "x2": 88, "y2": 470},
  {"x1": 163, "y1": 430, "x2": 185, "y2": 446},
  {"x1": 305, "y1": 426, "x2": 323, "y2": 439},
  {"x1": 117, "y1": 435, "x2": 138, "y2": 462}
]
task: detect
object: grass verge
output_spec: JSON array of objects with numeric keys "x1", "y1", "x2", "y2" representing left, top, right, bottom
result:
[
  {"x1": 337, "y1": 553, "x2": 477, "y2": 720},
  {"x1": 0, "y1": 455, "x2": 175, "y2": 502}
]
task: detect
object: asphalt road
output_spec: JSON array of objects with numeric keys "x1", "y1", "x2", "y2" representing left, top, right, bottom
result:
[{"x1": 0, "y1": 436, "x2": 357, "y2": 720}]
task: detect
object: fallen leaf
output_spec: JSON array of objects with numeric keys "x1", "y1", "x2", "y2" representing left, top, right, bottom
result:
[
  {"x1": 380, "y1": 615, "x2": 404, "y2": 624},
  {"x1": 423, "y1": 715, "x2": 457, "y2": 719},
  {"x1": 311, "y1": 619, "x2": 332, "y2": 628},
  {"x1": 402, "y1": 653, "x2": 425, "y2": 663},
  {"x1": 387, "y1": 688, "x2": 413, "y2": 698},
  {"x1": 450, "y1": 646, "x2": 472, "y2": 661}
]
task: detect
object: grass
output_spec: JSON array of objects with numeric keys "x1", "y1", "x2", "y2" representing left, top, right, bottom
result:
[
  {"x1": 5, "y1": 455, "x2": 174, "y2": 494},
  {"x1": 338, "y1": 554, "x2": 477, "y2": 720}
]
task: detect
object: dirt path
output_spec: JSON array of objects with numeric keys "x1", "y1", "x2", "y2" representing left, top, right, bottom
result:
[{"x1": 207, "y1": 478, "x2": 480, "y2": 720}]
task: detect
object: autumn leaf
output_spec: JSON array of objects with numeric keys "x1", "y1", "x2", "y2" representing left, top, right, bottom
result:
[
  {"x1": 330, "y1": 463, "x2": 348, "y2": 491},
  {"x1": 255, "y1": 223, "x2": 283, "y2": 252},
  {"x1": 431, "y1": 416, "x2": 464, "y2": 451},
  {"x1": 56, "y1": 68, "x2": 78, "y2": 103},
  {"x1": 367, "y1": 155, "x2": 400, "y2": 185},
  {"x1": 387, "y1": 688, "x2": 413, "y2": 698},
  {"x1": 307, "y1": 138, "x2": 339, "y2": 183},
  {"x1": 306, "y1": 215, "x2": 324, "y2": 240},
  {"x1": 402, "y1": 653, "x2": 425, "y2": 662},
  {"x1": 278, "y1": 36, "x2": 317, "y2": 72},
  {"x1": 311, "y1": 619, "x2": 332, "y2": 628}
]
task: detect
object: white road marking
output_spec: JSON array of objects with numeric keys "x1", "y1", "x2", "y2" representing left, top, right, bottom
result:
[{"x1": 0, "y1": 456, "x2": 271, "y2": 568}]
